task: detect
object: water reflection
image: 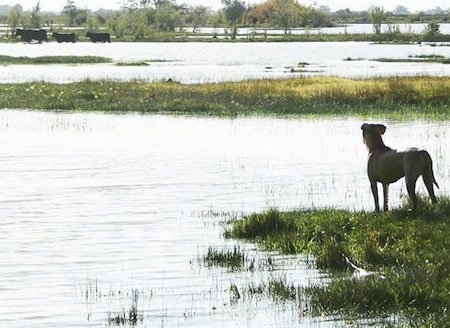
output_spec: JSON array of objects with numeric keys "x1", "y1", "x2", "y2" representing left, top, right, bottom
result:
[
  {"x1": 0, "y1": 110, "x2": 448, "y2": 327},
  {"x1": 191, "y1": 24, "x2": 450, "y2": 36}
]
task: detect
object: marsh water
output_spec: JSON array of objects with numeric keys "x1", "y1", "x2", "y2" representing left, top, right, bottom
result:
[
  {"x1": 1, "y1": 41, "x2": 450, "y2": 83},
  {"x1": 1, "y1": 40, "x2": 449, "y2": 326},
  {"x1": 0, "y1": 110, "x2": 449, "y2": 327}
]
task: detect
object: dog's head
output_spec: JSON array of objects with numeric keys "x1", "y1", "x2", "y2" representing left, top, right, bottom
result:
[{"x1": 361, "y1": 123, "x2": 386, "y2": 147}]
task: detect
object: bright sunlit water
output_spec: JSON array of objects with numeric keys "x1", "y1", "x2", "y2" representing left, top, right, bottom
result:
[
  {"x1": 1, "y1": 36, "x2": 449, "y2": 327},
  {"x1": 0, "y1": 110, "x2": 448, "y2": 327},
  {"x1": 1, "y1": 41, "x2": 450, "y2": 83}
]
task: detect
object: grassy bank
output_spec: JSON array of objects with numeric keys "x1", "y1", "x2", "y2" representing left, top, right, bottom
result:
[
  {"x1": 0, "y1": 55, "x2": 176, "y2": 66},
  {"x1": 0, "y1": 55, "x2": 112, "y2": 65},
  {"x1": 0, "y1": 77, "x2": 449, "y2": 119},
  {"x1": 224, "y1": 198, "x2": 450, "y2": 326}
]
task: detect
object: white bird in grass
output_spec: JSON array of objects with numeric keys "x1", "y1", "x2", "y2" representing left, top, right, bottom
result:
[{"x1": 343, "y1": 254, "x2": 386, "y2": 280}]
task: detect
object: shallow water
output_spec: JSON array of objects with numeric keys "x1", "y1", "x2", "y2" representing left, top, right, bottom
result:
[
  {"x1": 0, "y1": 110, "x2": 448, "y2": 327},
  {"x1": 1, "y1": 41, "x2": 450, "y2": 83},
  {"x1": 194, "y1": 23, "x2": 450, "y2": 36}
]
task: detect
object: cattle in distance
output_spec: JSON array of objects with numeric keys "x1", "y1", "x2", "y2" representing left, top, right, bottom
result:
[
  {"x1": 52, "y1": 32, "x2": 77, "y2": 43},
  {"x1": 85, "y1": 31, "x2": 111, "y2": 43},
  {"x1": 15, "y1": 29, "x2": 48, "y2": 43}
]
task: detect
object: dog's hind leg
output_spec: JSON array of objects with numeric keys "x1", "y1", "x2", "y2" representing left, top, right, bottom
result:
[
  {"x1": 382, "y1": 183, "x2": 389, "y2": 212},
  {"x1": 405, "y1": 175, "x2": 420, "y2": 210},
  {"x1": 404, "y1": 153, "x2": 423, "y2": 210}
]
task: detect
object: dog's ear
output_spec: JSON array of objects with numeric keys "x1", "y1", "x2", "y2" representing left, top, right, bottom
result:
[
  {"x1": 377, "y1": 124, "x2": 387, "y2": 135},
  {"x1": 361, "y1": 123, "x2": 368, "y2": 131}
]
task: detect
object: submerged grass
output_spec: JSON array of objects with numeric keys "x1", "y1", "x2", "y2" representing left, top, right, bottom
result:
[
  {"x1": 107, "y1": 293, "x2": 143, "y2": 326},
  {"x1": 202, "y1": 245, "x2": 279, "y2": 272},
  {"x1": 80, "y1": 279, "x2": 148, "y2": 326},
  {"x1": 0, "y1": 76, "x2": 449, "y2": 119},
  {"x1": 225, "y1": 198, "x2": 450, "y2": 326},
  {"x1": 203, "y1": 246, "x2": 250, "y2": 271}
]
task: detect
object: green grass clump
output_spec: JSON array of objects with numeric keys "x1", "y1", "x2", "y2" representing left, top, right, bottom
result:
[
  {"x1": 203, "y1": 246, "x2": 251, "y2": 271},
  {"x1": 225, "y1": 198, "x2": 450, "y2": 325},
  {"x1": 0, "y1": 77, "x2": 449, "y2": 119}
]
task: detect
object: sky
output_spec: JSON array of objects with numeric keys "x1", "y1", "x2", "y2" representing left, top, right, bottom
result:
[{"x1": 4, "y1": 0, "x2": 449, "y2": 13}]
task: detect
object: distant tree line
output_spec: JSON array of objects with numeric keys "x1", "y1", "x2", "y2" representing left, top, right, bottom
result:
[
  {"x1": 107, "y1": 0, "x2": 334, "y2": 39},
  {"x1": 1, "y1": 0, "x2": 449, "y2": 40}
]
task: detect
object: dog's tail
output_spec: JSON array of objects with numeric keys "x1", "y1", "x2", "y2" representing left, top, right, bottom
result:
[{"x1": 424, "y1": 151, "x2": 439, "y2": 189}]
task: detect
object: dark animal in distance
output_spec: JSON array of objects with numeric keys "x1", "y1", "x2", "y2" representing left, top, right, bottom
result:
[
  {"x1": 15, "y1": 28, "x2": 48, "y2": 43},
  {"x1": 361, "y1": 123, "x2": 439, "y2": 211},
  {"x1": 52, "y1": 32, "x2": 77, "y2": 43},
  {"x1": 85, "y1": 31, "x2": 111, "y2": 43}
]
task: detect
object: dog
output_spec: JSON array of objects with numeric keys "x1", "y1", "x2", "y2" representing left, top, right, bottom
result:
[{"x1": 361, "y1": 123, "x2": 438, "y2": 211}]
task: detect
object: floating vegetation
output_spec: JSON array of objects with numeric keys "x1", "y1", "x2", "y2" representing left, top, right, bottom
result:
[
  {"x1": 289, "y1": 61, "x2": 322, "y2": 73},
  {"x1": 344, "y1": 57, "x2": 365, "y2": 61},
  {"x1": 374, "y1": 54, "x2": 450, "y2": 63},
  {"x1": 113, "y1": 59, "x2": 178, "y2": 66}
]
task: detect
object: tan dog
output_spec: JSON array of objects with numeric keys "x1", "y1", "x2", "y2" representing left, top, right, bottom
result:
[{"x1": 361, "y1": 123, "x2": 439, "y2": 211}]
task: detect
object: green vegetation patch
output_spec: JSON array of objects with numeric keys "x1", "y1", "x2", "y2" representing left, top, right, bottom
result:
[
  {"x1": 225, "y1": 198, "x2": 450, "y2": 325},
  {"x1": 114, "y1": 61, "x2": 149, "y2": 66},
  {"x1": 374, "y1": 54, "x2": 450, "y2": 64},
  {"x1": 114, "y1": 59, "x2": 177, "y2": 66},
  {"x1": 0, "y1": 55, "x2": 112, "y2": 65},
  {"x1": 0, "y1": 77, "x2": 449, "y2": 119},
  {"x1": 203, "y1": 246, "x2": 249, "y2": 271}
]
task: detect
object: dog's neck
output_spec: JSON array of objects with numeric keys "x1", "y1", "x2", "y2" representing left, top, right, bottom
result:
[{"x1": 365, "y1": 133, "x2": 389, "y2": 153}]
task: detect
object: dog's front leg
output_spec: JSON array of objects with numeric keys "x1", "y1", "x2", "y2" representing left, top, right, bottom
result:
[
  {"x1": 371, "y1": 182, "x2": 380, "y2": 211},
  {"x1": 382, "y1": 183, "x2": 389, "y2": 211}
]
